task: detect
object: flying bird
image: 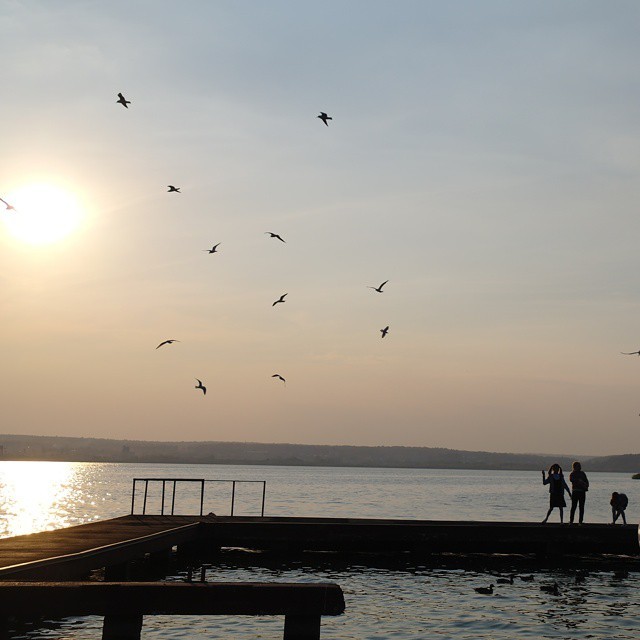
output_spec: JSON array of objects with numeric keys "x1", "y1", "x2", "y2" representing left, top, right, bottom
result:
[
  {"x1": 368, "y1": 280, "x2": 388, "y2": 293},
  {"x1": 167, "y1": 185, "x2": 181, "y2": 193},
  {"x1": 265, "y1": 232, "x2": 286, "y2": 243},
  {"x1": 621, "y1": 350, "x2": 640, "y2": 356},
  {"x1": 116, "y1": 92, "x2": 131, "y2": 108},
  {"x1": 272, "y1": 293, "x2": 287, "y2": 307},
  {"x1": 380, "y1": 326, "x2": 389, "y2": 339},
  {"x1": 317, "y1": 112, "x2": 332, "y2": 126},
  {"x1": 195, "y1": 379, "x2": 207, "y2": 395},
  {"x1": 156, "y1": 339, "x2": 179, "y2": 349},
  {"x1": 272, "y1": 374, "x2": 286, "y2": 384},
  {"x1": 0, "y1": 197, "x2": 15, "y2": 211},
  {"x1": 203, "y1": 243, "x2": 221, "y2": 254}
]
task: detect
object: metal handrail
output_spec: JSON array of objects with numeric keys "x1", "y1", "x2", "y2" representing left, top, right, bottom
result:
[{"x1": 130, "y1": 478, "x2": 266, "y2": 517}]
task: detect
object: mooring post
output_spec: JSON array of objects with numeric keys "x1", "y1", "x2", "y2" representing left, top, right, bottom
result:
[
  {"x1": 283, "y1": 615, "x2": 321, "y2": 640},
  {"x1": 102, "y1": 613, "x2": 143, "y2": 640}
]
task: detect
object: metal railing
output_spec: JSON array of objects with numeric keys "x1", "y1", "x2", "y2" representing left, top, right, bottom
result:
[{"x1": 130, "y1": 478, "x2": 266, "y2": 517}]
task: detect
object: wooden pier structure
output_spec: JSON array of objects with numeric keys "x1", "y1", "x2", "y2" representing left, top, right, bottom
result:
[{"x1": 0, "y1": 500, "x2": 638, "y2": 638}]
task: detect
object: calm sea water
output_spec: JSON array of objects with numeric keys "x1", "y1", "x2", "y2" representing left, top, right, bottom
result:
[{"x1": 0, "y1": 462, "x2": 638, "y2": 639}]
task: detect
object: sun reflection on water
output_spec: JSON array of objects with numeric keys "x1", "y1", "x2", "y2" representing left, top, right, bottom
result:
[{"x1": 0, "y1": 461, "x2": 81, "y2": 538}]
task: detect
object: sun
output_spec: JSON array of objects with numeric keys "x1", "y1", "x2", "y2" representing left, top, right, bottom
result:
[{"x1": 2, "y1": 183, "x2": 85, "y2": 245}]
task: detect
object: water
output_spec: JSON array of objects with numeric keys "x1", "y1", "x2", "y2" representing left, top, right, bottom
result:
[{"x1": 1, "y1": 462, "x2": 638, "y2": 639}]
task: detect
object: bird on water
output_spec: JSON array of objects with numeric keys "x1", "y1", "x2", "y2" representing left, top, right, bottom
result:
[
  {"x1": 167, "y1": 185, "x2": 181, "y2": 193},
  {"x1": 474, "y1": 584, "x2": 494, "y2": 595},
  {"x1": 519, "y1": 575, "x2": 535, "y2": 582},
  {"x1": 156, "y1": 339, "x2": 179, "y2": 349},
  {"x1": 265, "y1": 232, "x2": 286, "y2": 243},
  {"x1": 496, "y1": 575, "x2": 514, "y2": 585},
  {"x1": 116, "y1": 92, "x2": 130, "y2": 108},
  {"x1": 317, "y1": 112, "x2": 332, "y2": 126},
  {"x1": 380, "y1": 326, "x2": 389, "y2": 339},
  {"x1": 272, "y1": 293, "x2": 287, "y2": 307},
  {"x1": 195, "y1": 379, "x2": 207, "y2": 395},
  {"x1": 203, "y1": 243, "x2": 221, "y2": 254},
  {"x1": 540, "y1": 583, "x2": 560, "y2": 595},
  {"x1": 368, "y1": 280, "x2": 388, "y2": 293},
  {"x1": 272, "y1": 374, "x2": 286, "y2": 384},
  {"x1": 0, "y1": 197, "x2": 15, "y2": 211}
]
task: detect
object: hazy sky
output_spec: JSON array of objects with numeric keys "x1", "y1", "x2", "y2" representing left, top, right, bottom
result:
[{"x1": 2, "y1": 1, "x2": 640, "y2": 455}]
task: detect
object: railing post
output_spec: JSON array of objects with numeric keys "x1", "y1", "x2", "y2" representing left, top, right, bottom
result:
[
  {"x1": 130, "y1": 479, "x2": 136, "y2": 515},
  {"x1": 143, "y1": 480, "x2": 149, "y2": 516},
  {"x1": 161, "y1": 480, "x2": 166, "y2": 516},
  {"x1": 231, "y1": 481, "x2": 236, "y2": 516},
  {"x1": 200, "y1": 480, "x2": 205, "y2": 516},
  {"x1": 171, "y1": 481, "x2": 177, "y2": 515},
  {"x1": 261, "y1": 481, "x2": 266, "y2": 517}
]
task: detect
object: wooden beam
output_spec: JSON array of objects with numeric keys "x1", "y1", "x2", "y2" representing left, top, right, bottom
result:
[{"x1": 0, "y1": 582, "x2": 346, "y2": 617}]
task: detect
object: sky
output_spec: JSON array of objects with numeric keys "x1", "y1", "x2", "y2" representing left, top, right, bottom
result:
[{"x1": 2, "y1": 0, "x2": 640, "y2": 455}]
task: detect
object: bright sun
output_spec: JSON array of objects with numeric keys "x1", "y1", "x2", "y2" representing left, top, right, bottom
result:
[{"x1": 2, "y1": 183, "x2": 85, "y2": 245}]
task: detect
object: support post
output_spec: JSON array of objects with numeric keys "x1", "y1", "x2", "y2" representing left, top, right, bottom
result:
[
  {"x1": 102, "y1": 614, "x2": 143, "y2": 640},
  {"x1": 283, "y1": 615, "x2": 321, "y2": 640},
  {"x1": 142, "y1": 480, "x2": 149, "y2": 515},
  {"x1": 130, "y1": 479, "x2": 136, "y2": 515},
  {"x1": 261, "y1": 481, "x2": 266, "y2": 517},
  {"x1": 161, "y1": 480, "x2": 166, "y2": 515},
  {"x1": 171, "y1": 480, "x2": 177, "y2": 515},
  {"x1": 200, "y1": 480, "x2": 205, "y2": 516},
  {"x1": 231, "y1": 481, "x2": 236, "y2": 516}
]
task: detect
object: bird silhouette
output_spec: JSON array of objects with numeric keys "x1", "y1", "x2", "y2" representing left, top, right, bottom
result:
[
  {"x1": 272, "y1": 374, "x2": 286, "y2": 384},
  {"x1": 265, "y1": 232, "x2": 286, "y2": 243},
  {"x1": 474, "y1": 584, "x2": 494, "y2": 595},
  {"x1": 368, "y1": 280, "x2": 389, "y2": 293},
  {"x1": 317, "y1": 112, "x2": 332, "y2": 126},
  {"x1": 621, "y1": 350, "x2": 640, "y2": 356},
  {"x1": 380, "y1": 326, "x2": 389, "y2": 339},
  {"x1": 167, "y1": 185, "x2": 181, "y2": 193},
  {"x1": 203, "y1": 243, "x2": 221, "y2": 254},
  {"x1": 540, "y1": 583, "x2": 560, "y2": 595},
  {"x1": 519, "y1": 575, "x2": 535, "y2": 582},
  {"x1": 496, "y1": 575, "x2": 514, "y2": 585},
  {"x1": 0, "y1": 197, "x2": 15, "y2": 211},
  {"x1": 195, "y1": 379, "x2": 207, "y2": 395},
  {"x1": 156, "y1": 339, "x2": 179, "y2": 349},
  {"x1": 116, "y1": 92, "x2": 131, "y2": 108},
  {"x1": 272, "y1": 293, "x2": 287, "y2": 307}
]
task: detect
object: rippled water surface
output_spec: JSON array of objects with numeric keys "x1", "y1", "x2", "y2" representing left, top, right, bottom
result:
[{"x1": 1, "y1": 462, "x2": 638, "y2": 639}]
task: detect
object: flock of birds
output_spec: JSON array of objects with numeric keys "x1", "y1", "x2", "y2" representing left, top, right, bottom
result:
[
  {"x1": 473, "y1": 569, "x2": 628, "y2": 596},
  {"x1": 118, "y1": 93, "x2": 389, "y2": 396},
  {"x1": 1, "y1": 93, "x2": 391, "y2": 399}
]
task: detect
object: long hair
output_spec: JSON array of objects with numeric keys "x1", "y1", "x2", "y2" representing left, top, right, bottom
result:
[{"x1": 548, "y1": 463, "x2": 562, "y2": 475}]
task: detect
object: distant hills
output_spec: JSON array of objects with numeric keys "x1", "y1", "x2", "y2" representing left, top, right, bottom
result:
[{"x1": 0, "y1": 433, "x2": 639, "y2": 472}]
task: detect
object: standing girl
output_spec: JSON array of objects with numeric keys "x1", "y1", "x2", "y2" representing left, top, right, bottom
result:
[{"x1": 542, "y1": 464, "x2": 572, "y2": 523}]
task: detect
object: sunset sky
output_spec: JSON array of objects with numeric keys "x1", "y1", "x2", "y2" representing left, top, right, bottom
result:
[{"x1": 2, "y1": 1, "x2": 640, "y2": 455}]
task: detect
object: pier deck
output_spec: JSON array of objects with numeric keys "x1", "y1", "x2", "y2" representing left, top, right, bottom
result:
[{"x1": 0, "y1": 515, "x2": 638, "y2": 580}]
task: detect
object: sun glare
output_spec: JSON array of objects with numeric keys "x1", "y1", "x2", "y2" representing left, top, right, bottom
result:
[{"x1": 2, "y1": 183, "x2": 85, "y2": 245}]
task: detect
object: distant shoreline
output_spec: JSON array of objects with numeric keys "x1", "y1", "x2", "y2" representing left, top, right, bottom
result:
[{"x1": 1, "y1": 433, "x2": 639, "y2": 473}]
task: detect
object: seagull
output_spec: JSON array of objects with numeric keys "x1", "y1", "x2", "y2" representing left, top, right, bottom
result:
[
  {"x1": 195, "y1": 379, "x2": 207, "y2": 395},
  {"x1": 265, "y1": 232, "x2": 286, "y2": 243},
  {"x1": 540, "y1": 583, "x2": 560, "y2": 595},
  {"x1": 116, "y1": 92, "x2": 131, "y2": 108},
  {"x1": 156, "y1": 339, "x2": 179, "y2": 349},
  {"x1": 272, "y1": 374, "x2": 286, "y2": 384},
  {"x1": 368, "y1": 280, "x2": 388, "y2": 293},
  {"x1": 0, "y1": 197, "x2": 15, "y2": 211},
  {"x1": 474, "y1": 584, "x2": 494, "y2": 595},
  {"x1": 203, "y1": 243, "x2": 221, "y2": 254},
  {"x1": 380, "y1": 326, "x2": 389, "y2": 339},
  {"x1": 167, "y1": 185, "x2": 181, "y2": 193},
  {"x1": 621, "y1": 350, "x2": 640, "y2": 356},
  {"x1": 317, "y1": 112, "x2": 332, "y2": 126},
  {"x1": 272, "y1": 293, "x2": 287, "y2": 307}
]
